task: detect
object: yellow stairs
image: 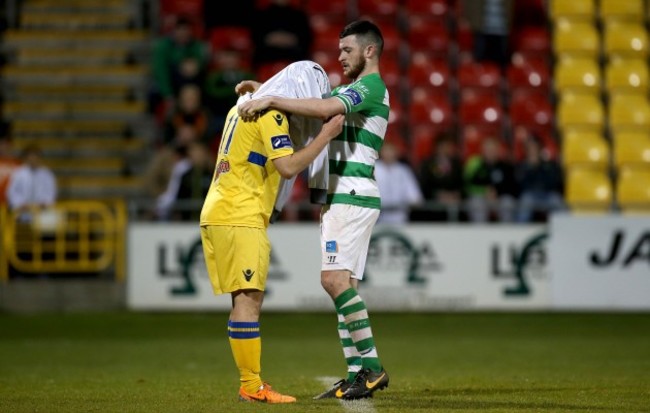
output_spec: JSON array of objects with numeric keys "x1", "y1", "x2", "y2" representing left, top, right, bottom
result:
[{"x1": 1, "y1": 0, "x2": 153, "y2": 199}]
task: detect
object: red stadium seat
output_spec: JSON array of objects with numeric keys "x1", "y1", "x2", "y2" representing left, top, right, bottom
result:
[
  {"x1": 406, "y1": 16, "x2": 450, "y2": 57},
  {"x1": 512, "y1": 26, "x2": 552, "y2": 57},
  {"x1": 458, "y1": 92, "x2": 503, "y2": 131},
  {"x1": 408, "y1": 87, "x2": 454, "y2": 128},
  {"x1": 410, "y1": 123, "x2": 454, "y2": 166},
  {"x1": 509, "y1": 91, "x2": 554, "y2": 136},
  {"x1": 460, "y1": 126, "x2": 508, "y2": 161},
  {"x1": 358, "y1": 0, "x2": 400, "y2": 19},
  {"x1": 208, "y1": 26, "x2": 252, "y2": 54},
  {"x1": 407, "y1": 54, "x2": 452, "y2": 94},
  {"x1": 456, "y1": 18, "x2": 474, "y2": 54},
  {"x1": 256, "y1": 61, "x2": 291, "y2": 82},
  {"x1": 506, "y1": 52, "x2": 551, "y2": 94},
  {"x1": 306, "y1": 0, "x2": 348, "y2": 15},
  {"x1": 457, "y1": 60, "x2": 503, "y2": 95},
  {"x1": 404, "y1": 0, "x2": 449, "y2": 22},
  {"x1": 511, "y1": 125, "x2": 559, "y2": 162},
  {"x1": 380, "y1": 58, "x2": 402, "y2": 90},
  {"x1": 159, "y1": 0, "x2": 204, "y2": 36},
  {"x1": 320, "y1": 59, "x2": 345, "y2": 87},
  {"x1": 312, "y1": 24, "x2": 341, "y2": 55}
]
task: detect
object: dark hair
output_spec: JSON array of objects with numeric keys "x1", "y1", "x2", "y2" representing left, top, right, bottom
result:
[
  {"x1": 21, "y1": 143, "x2": 41, "y2": 159},
  {"x1": 340, "y1": 20, "x2": 384, "y2": 56}
]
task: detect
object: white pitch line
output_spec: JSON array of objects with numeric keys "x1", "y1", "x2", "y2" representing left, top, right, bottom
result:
[{"x1": 316, "y1": 376, "x2": 377, "y2": 413}]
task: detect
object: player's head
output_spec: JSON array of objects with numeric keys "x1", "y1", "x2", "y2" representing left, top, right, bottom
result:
[{"x1": 338, "y1": 20, "x2": 384, "y2": 79}]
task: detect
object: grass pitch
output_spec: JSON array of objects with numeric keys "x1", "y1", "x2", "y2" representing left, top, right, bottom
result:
[{"x1": 1, "y1": 311, "x2": 649, "y2": 412}]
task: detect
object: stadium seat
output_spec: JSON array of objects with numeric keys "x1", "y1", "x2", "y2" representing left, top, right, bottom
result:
[
  {"x1": 312, "y1": 24, "x2": 341, "y2": 55},
  {"x1": 556, "y1": 92, "x2": 605, "y2": 133},
  {"x1": 603, "y1": 21, "x2": 649, "y2": 59},
  {"x1": 208, "y1": 26, "x2": 252, "y2": 54},
  {"x1": 158, "y1": 0, "x2": 204, "y2": 36},
  {"x1": 460, "y1": 126, "x2": 507, "y2": 161},
  {"x1": 552, "y1": 18, "x2": 600, "y2": 59},
  {"x1": 406, "y1": 54, "x2": 452, "y2": 94},
  {"x1": 456, "y1": 18, "x2": 474, "y2": 54},
  {"x1": 609, "y1": 93, "x2": 650, "y2": 133},
  {"x1": 357, "y1": 0, "x2": 400, "y2": 24},
  {"x1": 561, "y1": 130, "x2": 610, "y2": 170},
  {"x1": 506, "y1": 52, "x2": 551, "y2": 95},
  {"x1": 549, "y1": 0, "x2": 595, "y2": 22},
  {"x1": 404, "y1": 0, "x2": 449, "y2": 22},
  {"x1": 553, "y1": 56, "x2": 602, "y2": 95},
  {"x1": 408, "y1": 87, "x2": 454, "y2": 128},
  {"x1": 512, "y1": 26, "x2": 552, "y2": 57},
  {"x1": 616, "y1": 166, "x2": 650, "y2": 213},
  {"x1": 605, "y1": 57, "x2": 649, "y2": 95},
  {"x1": 410, "y1": 123, "x2": 451, "y2": 166},
  {"x1": 406, "y1": 16, "x2": 450, "y2": 58},
  {"x1": 457, "y1": 60, "x2": 502, "y2": 96},
  {"x1": 565, "y1": 166, "x2": 613, "y2": 213},
  {"x1": 613, "y1": 131, "x2": 650, "y2": 168},
  {"x1": 319, "y1": 58, "x2": 345, "y2": 87},
  {"x1": 305, "y1": 0, "x2": 347, "y2": 16},
  {"x1": 600, "y1": 0, "x2": 644, "y2": 23},
  {"x1": 509, "y1": 91, "x2": 554, "y2": 136},
  {"x1": 511, "y1": 125, "x2": 559, "y2": 162}
]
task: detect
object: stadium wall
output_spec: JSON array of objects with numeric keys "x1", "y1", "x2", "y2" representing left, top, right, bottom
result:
[{"x1": 126, "y1": 214, "x2": 650, "y2": 312}]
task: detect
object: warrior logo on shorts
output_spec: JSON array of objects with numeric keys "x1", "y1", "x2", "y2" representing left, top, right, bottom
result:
[{"x1": 243, "y1": 269, "x2": 255, "y2": 282}]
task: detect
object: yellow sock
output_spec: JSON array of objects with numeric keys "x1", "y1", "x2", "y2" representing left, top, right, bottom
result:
[{"x1": 228, "y1": 321, "x2": 262, "y2": 393}]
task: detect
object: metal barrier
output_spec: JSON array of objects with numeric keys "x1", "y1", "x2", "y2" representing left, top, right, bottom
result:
[{"x1": 0, "y1": 200, "x2": 126, "y2": 282}]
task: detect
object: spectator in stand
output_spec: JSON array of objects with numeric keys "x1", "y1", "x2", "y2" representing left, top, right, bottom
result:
[
  {"x1": 374, "y1": 140, "x2": 424, "y2": 224},
  {"x1": 250, "y1": 0, "x2": 313, "y2": 72},
  {"x1": 418, "y1": 134, "x2": 464, "y2": 220},
  {"x1": 0, "y1": 126, "x2": 21, "y2": 208},
  {"x1": 515, "y1": 134, "x2": 565, "y2": 222},
  {"x1": 142, "y1": 124, "x2": 198, "y2": 210},
  {"x1": 150, "y1": 15, "x2": 209, "y2": 116},
  {"x1": 175, "y1": 141, "x2": 215, "y2": 221},
  {"x1": 164, "y1": 83, "x2": 218, "y2": 147},
  {"x1": 464, "y1": 136, "x2": 518, "y2": 222},
  {"x1": 6, "y1": 144, "x2": 57, "y2": 223},
  {"x1": 203, "y1": 48, "x2": 256, "y2": 138},
  {"x1": 462, "y1": 0, "x2": 514, "y2": 69},
  {"x1": 154, "y1": 143, "x2": 192, "y2": 221}
]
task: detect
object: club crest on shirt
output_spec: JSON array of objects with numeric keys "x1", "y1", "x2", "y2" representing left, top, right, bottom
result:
[
  {"x1": 271, "y1": 135, "x2": 292, "y2": 149},
  {"x1": 325, "y1": 240, "x2": 338, "y2": 253},
  {"x1": 273, "y1": 113, "x2": 284, "y2": 126},
  {"x1": 214, "y1": 159, "x2": 230, "y2": 181}
]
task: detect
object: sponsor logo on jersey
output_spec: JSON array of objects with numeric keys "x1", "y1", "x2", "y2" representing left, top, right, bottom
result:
[
  {"x1": 325, "y1": 240, "x2": 338, "y2": 253},
  {"x1": 342, "y1": 89, "x2": 363, "y2": 106},
  {"x1": 271, "y1": 135, "x2": 292, "y2": 149}
]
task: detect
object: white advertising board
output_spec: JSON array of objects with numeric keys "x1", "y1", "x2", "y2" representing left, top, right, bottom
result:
[
  {"x1": 549, "y1": 213, "x2": 650, "y2": 310},
  {"x1": 127, "y1": 223, "x2": 551, "y2": 311}
]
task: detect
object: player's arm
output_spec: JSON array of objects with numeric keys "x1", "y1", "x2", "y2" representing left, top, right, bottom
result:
[
  {"x1": 272, "y1": 114, "x2": 344, "y2": 179},
  {"x1": 235, "y1": 80, "x2": 262, "y2": 95},
  {"x1": 240, "y1": 97, "x2": 345, "y2": 120}
]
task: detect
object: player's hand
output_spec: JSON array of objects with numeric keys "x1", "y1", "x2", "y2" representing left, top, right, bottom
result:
[
  {"x1": 320, "y1": 114, "x2": 344, "y2": 140},
  {"x1": 238, "y1": 97, "x2": 272, "y2": 119},
  {"x1": 235, "y1": 80, "x2": 262, "y2": 95}
]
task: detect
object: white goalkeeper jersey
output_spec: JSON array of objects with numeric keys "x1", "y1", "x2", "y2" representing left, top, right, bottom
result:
[{"x1": 328, "y1": 73, "x2": 390, "y2": 209}]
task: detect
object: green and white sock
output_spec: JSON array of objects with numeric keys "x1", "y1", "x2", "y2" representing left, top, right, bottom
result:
[
  {"x1": 334, "y1": 288, "x2": 383, "y2": 373},
  {"x1": 336, "y1": 312, "x2": 362, "y2": 381}
]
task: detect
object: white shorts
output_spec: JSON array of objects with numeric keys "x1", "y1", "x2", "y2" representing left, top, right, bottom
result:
[{"x1": 320, "y1": 203, "x2": 380, "y2": 279}]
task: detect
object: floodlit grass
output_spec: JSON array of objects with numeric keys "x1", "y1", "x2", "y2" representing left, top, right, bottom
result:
[{"x1": 1, "y1": 312, "x2": 649, "y2": 412}]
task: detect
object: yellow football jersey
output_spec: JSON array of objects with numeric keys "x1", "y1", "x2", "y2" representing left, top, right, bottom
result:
[{"x1": 200, "y1": 105, "x2": 294, "y2": 228}]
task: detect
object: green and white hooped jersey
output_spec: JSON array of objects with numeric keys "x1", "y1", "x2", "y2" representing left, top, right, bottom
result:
[{"x1": 329, "y1": 73, "x2": 389, "y2": 209}]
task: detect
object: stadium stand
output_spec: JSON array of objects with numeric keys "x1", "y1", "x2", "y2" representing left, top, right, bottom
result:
[
  {"x1": 1, "y1": 0, "x2": 152, "y2": 200},
  {"x1": 564, "y1": 166, "x2": 613, "y2": 213},
  {"x1": 616, "y1": 165, "x2": 650, "y2": 213}
]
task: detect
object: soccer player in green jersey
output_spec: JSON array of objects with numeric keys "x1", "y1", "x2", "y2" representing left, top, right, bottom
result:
[{"x1": 238, "y1": 20, "x2": 390, "y2": 400}]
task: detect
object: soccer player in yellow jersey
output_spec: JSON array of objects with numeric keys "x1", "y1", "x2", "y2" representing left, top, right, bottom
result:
[{"x1": 199, "y1": 102, "x2": 343, "y2": 403}]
